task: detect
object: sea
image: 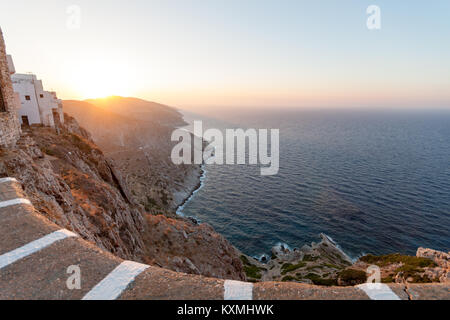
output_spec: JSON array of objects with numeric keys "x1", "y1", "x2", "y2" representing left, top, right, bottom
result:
[{"x1": 177, "y1": 108, "x2": 450, "y2": 260}]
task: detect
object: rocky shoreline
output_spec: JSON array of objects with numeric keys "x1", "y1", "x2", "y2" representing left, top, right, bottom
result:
[
  {"x1": 173, "y1": 163, "x2": 205, "y2": 218},
  {"x1": 172, "y1": 116, "x2": 215, "y2": 219},
  {"x1": 238, "y1": 234, "x2": 449, "y2": 286}
]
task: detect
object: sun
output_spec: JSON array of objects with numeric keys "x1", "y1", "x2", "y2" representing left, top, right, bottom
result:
[
  {"x1": 78, "y1": 79, "x2": 129, "y2": 100},
  {"x1": 77, "y1": 72, "x2": 133, "y2": 100},
  {"x1": 68, "y1": 58, "x2": 135, "y2": 100}
]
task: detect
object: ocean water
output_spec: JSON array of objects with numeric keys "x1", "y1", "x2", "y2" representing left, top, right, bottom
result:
[{"x1": 178, "y1": 109, "x2": 450, "y2": 259}]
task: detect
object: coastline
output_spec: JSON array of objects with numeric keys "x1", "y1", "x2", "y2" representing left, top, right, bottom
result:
[
  {"x1": 175, "y1": 163, "x2": 207, "y2": 218},
  {"x1": 174, "y1": 111, "x2": 214, "y2": 219}
]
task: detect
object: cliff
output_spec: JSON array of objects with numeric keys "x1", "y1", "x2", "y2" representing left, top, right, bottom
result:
[
  {"x1": 0, "y1": 116, "x2": 245, "y2": 281},
  {"x1": 0, "y1": 124, "x2": 144, "y2": 260},
  {"x1": 63, "y1": 97, "x2": 201, "y2": 215}
]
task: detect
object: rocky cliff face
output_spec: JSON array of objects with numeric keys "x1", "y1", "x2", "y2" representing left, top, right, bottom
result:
[
  {"x1": 0, "y1": 117, "x2": 245, "y2": 281},
  {"x1": 0, "y1": 122, "x2": 146, "y2": 261},
  {"x1": 63, "y1": 97, "x2": 201, "y2": 216},
  {"x1": 142, "y1": 214, "x2": 245, "y2": 280}
]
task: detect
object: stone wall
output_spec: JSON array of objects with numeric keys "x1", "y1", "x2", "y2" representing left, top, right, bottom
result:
[{"x1": 0, "y1": 28, "x2": 21, "y2": 148}]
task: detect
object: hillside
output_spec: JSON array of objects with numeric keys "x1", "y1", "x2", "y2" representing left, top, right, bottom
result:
[
  {"x1": 63, "y1": 97, "x2": 198, "y2": 214},
  {"x1": 0, "y1": 117, "x2": 245, "y2": 280},
  {"x1": 62, "y1": 99, "x2": 171, "y2": 151},
  {"x1": 85, "y1": 96, "x2": 185, "y2": 127}
]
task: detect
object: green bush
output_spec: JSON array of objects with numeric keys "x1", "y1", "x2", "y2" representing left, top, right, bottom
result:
[
  {"x1": 338, "y1": 269, "x2": 367, "y2": 285},
  {"x1": 281, "y1": 262, "x2": 307, "y2": 275},
  {"x1": 244, "y1": 265, "x2": 262, "y2": 279},
  {"x1": 304, "y1": 273, "x2": 320, "y2": 280},
  {"x1": 240, "y1": 255, "x2": 263, "y2": 280},
  {"x1": 281, "y1": 275, "x2": 296, "y2": 282},
  {"x1": 240, "y1": 255, "x2": 251, "y2": 265}
]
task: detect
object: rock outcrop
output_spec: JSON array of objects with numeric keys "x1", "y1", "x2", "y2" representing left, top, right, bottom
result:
[
  {"x1": 241, "y1": 234, "x2": 353, "y2": 285},
  {"x1": 342, "y1": 248, "x2": 448, "y2": 285},
  {"x1": 0, "y1": 125, "x2": 146, "y2": 261},
  {"x1": 416, "y1": 248, "x2": 449, "y2": 283},
  {"x1": 141, "y1": 214, "x2": 245, "y2": 280},
  {"x1": 240, "y1": 234, "x2": 448, "y2": 287}
]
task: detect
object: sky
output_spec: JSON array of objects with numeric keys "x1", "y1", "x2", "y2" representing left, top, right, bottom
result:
[{"x1": 1, "y1": 0, "x2": 449, "y2": 110}]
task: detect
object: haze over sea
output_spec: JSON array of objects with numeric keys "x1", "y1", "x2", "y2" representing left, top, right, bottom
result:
[{"x1": 179, "y1": 109, "x2": 450, "y2": 259}]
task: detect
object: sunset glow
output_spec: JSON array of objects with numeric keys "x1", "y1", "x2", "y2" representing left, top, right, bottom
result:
[
  {"x1": 65, "y1": 58, "x2": 136, "y2": 99},
  {"x1": 1, "y1": 0, "x2": 449, "y2": 110}
]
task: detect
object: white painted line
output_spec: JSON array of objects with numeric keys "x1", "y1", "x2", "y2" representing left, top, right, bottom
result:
[
  {"x1": 82, "y1": 261, "x2": 149, "y2": 300},
  {"x1": 0, "y1": 177, "x2": 18, "y2": 184},
  {"x1": 357, "y1": 283, "x2": 401, "y2": 300},
  {"x1": 224, "y1": 280, "x2": 253, "y2": 300},
  {"x1": 0, "y1": 229, "x2": 78, "y2": 270},
  {"x1": 0, "y1": 198, "x2": 31, "y2": 209}
]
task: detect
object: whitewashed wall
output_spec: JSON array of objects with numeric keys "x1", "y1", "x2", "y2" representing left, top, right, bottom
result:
[
  {"x1": 11, "y1": 75, "x2": 42, "y2": 125},
  {"x1": 11, "y1": 74, "x2": 61, "y2": 127}
]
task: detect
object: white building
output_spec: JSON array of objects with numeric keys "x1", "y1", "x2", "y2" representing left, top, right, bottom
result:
[
  {"x1": 8, "y1": 56, "x2": 64, "y2": 128},
  {"x1": 47, "y1": 91, "x2": 64, "y2": 126}
]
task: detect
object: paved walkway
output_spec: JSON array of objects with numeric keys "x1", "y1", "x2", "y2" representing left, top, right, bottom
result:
[{"x1": 0, "y1": 178, "x2": 448, "y2": 300}]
